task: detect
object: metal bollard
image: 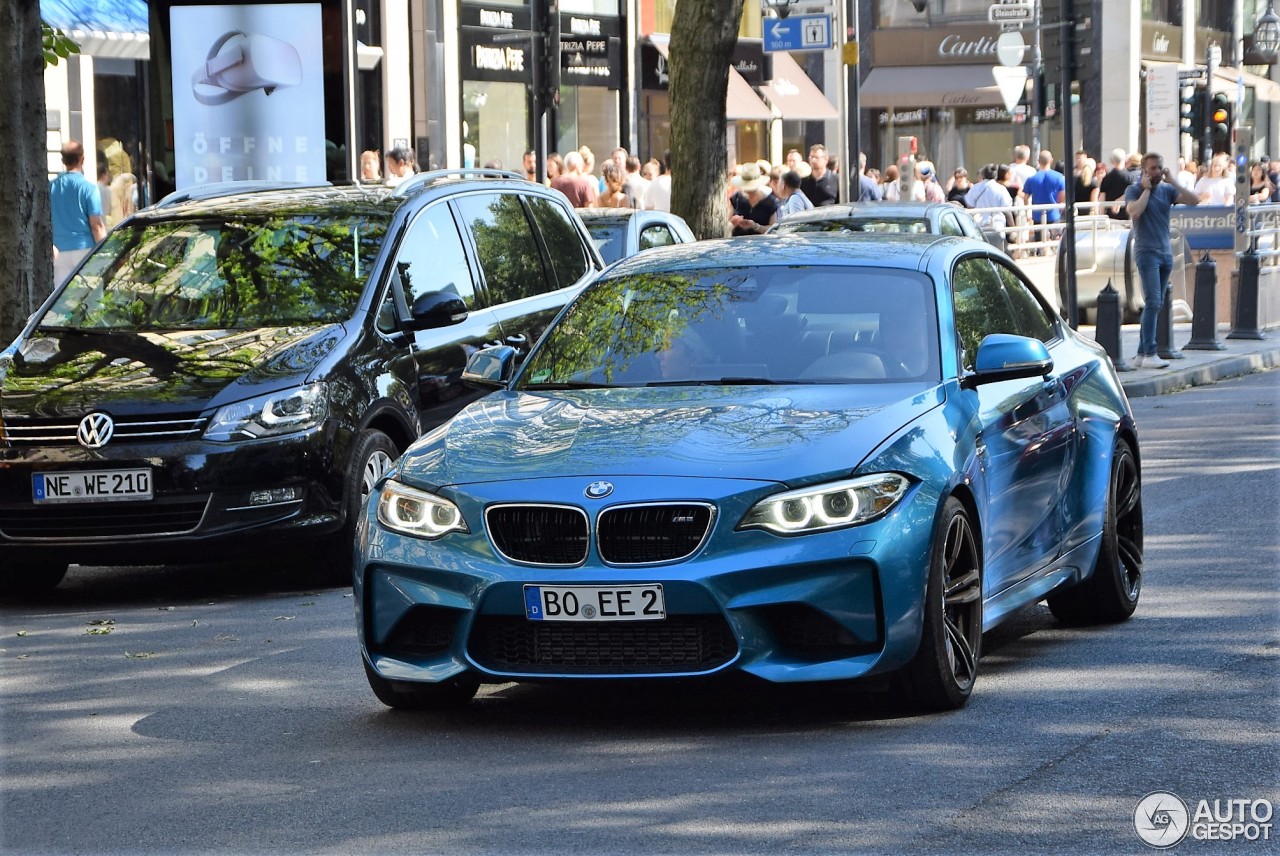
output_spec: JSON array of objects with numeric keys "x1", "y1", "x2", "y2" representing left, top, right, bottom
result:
[
  {"x1": 1156, "y1": 283, "x2": 1185, "y2": 359},
  {"x1": 1228, "y1": 245, "x2": 1267, "y2": 340},
  {"x1": 1095, "y1": 279, "x2": 1131, "y2": 371},
  {"x1": 1185, "y1": 251, "x2": 1226, "y2": 350}
]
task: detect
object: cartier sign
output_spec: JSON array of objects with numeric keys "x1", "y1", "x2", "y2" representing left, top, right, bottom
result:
[{"x1": 872, "y1": 26, "x2": 1003, "y2": 67}]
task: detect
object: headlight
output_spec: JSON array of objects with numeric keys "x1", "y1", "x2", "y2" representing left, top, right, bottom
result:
[
  {"x1": 204, "y1": 383, "x2": 328, "y2": 441},
  {"x1": 376, "y1": 479, "x2": 469, "y2": 540},
  {"x1": 738, "y1": 474, "x2": 910, "y2": 536}
]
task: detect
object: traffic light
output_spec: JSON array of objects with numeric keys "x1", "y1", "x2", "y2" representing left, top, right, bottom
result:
[
  {"x1": 1209, "y1": 91, "x2": 1232, "y2": 153},
  {"x1": 1179, "y1": 85, "x2": 1205, "y2": 139}
]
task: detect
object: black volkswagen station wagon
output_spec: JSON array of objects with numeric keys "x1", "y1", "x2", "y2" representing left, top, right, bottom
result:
[{"x1": 0, "y1": 171, "x2": 603, "y2": 593}]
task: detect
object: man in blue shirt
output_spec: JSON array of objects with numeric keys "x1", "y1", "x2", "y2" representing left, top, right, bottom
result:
[
  {"x1": 1124, "y1": 152, "x2": 1199, "y2": 368},
  {"x1": 1019, "y1": 150, "x2": 1066, "y2": 253},
  {"x1": 50, "y1": 141, "x2": 105, "y2": 285}
]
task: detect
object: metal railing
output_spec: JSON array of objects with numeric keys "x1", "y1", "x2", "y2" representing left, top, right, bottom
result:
[
  {"x1": 1242, "y1": 201, "x2": 1280, "y2": 265},
  {"x1": 966, "y1": 199, "x2": 1127, "y2": 263}
]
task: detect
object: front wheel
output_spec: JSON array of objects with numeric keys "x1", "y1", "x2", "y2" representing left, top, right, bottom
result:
[
  {"x1": 313, "y1": 429, "x2": 399, "y2": 585},
  {"x1": 1048, "y1": 438, "x2": 1142, "y2": 625},
  {"x1": 898, "y1": 497, "x2": 983, "y2": 712},
  {"x1": 363, "y1": 660, "x2": 479, "y2": 710},
  {"x1": 0, "y1": 562, "x2": 69, "y2": 598}
]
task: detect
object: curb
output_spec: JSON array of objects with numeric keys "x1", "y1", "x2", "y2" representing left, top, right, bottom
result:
[{"x1": 1118, "y1": 347, "x2": 1280, "y2": 398}]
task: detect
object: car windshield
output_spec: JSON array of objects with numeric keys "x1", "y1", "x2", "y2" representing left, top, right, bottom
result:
[
  {"x1": 40, "y1": 213, "x2": 387, "y2": 331},
  {"x1": 517, "y1": 265, "x2": 940, "y2": 387},
  {"x1": 583, "y1": 220, "x2": 626, "y2": 264},
  {"x1": 775, "y1": 218, "x2": 930, "y2": 235}
]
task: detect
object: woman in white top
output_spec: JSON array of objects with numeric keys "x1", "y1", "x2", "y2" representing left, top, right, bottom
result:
[{"x1": 1194, "y1": 154, "x2": 1235, "y2": 205}]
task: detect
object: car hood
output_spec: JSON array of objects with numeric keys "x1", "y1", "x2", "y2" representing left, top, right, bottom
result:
[
  {"x1": 401, "y1": 384, "x2": 944, "y2": 488},
  {"x1": 1, "y1": 324, "x2": 346, "y2": 417}
]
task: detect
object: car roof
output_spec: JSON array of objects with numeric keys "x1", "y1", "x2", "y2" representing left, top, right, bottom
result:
[
  {"x1": 604, "y1": 233, "x2": 966, "y2": 277},
  {"x1": 784, "y1": 201, "x2": 956, "y2": 222},
  {"x1": 138, "y1": 170, "x2": 556, "y2": 221}
]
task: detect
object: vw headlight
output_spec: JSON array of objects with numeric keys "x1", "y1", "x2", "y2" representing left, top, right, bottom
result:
[
  {"x1": 739, "y1": 474, "x2": 910, "y2": 536},
  {"x1": 204, "y1": 383, "x2": 328, "y2": 441},
  {"x1": 376, "y1": 480, "x2": 468, "y2": 540}
]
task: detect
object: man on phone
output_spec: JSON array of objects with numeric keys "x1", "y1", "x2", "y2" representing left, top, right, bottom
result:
[{"x1": 1123, "y1": 152, "x2": 1199, "y2": 368}]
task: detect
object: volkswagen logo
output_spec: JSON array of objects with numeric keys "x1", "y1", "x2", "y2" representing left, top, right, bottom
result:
[
  {"x1": 76, "y1": 413, "x2": 115, "y2": 449},
  {"x1": 584, "y1": 481, "x2": 614, "y2": 499}
]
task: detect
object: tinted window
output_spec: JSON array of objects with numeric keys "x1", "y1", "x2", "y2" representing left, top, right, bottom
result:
[
  {"x1": 518, "y1": 265, "x2": 939, "y2": 387},
  {"x1": 453, "y1": 193, "x2": 550, "y2": 305},
  {"x1": 952, "y1": 257, "x2": 1017, "y2": 371},
  {"x1": 527, "y1": 196, "x2": 591, "y2": 286},
  {"x1": 995, "y1": 261, "x2": 1056, "y2": 342},
  {"x1": 939, "y1": 213, "x2": 964, "y2": 237},
  {"x1": 393, "y1": 203, "x2": 477, "y2": 310},
  {"x1": 584, "y1": 221, "x2": 626, "y2": 263},
  {"x1": 639, "y1": 224, "x2": 676, "y2": 250},
  {"x1": 42, "y1": 215, "x2": 386, "y2": 331}
]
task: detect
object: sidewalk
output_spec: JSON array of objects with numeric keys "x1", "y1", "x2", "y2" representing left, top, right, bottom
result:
[{"x1": 1079, "y1": 323, "x2": 1280, "y2": 398}]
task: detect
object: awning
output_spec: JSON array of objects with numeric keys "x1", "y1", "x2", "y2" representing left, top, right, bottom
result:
[
  {"x1": 650, "y1": 37, "x2": 773, "y2": 121},
  {"x1": 1211, "y1": 65, "x2": 1280, "y2": 103},
  {"x1": 760, "y1": 52, "x2": 839, "y2": 120},
  {"x1": 40, "y1": 0, "x2": 149, "y2": 60},
  {"x1": 859, "y1": 65, "x2": 1006, "y2": 109}
]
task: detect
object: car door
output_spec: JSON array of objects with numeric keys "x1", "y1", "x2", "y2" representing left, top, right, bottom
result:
[
  {"x1": 453, "y1": 191, "x2": 594, "y2": 358},
  {"x1": 952, "y1": 254, "x2": 1076, "y2": 593},
  {"x1": 385, "y1": 201, "x2": 505, "y2": 431}
]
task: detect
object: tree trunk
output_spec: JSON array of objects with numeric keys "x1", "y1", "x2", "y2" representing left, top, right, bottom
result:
[
  {"x1": 669, "y1": 0, "x2": 743, "y2": 241},
  {"x1": 0, "y1": 1, "x2": 54, "y2": 348}
]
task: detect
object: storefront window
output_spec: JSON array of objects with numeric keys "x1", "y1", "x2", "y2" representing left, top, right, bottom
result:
[
  {"x1": 556, "y1": 86, "x2": 621, "y2": 164},
  {"x1": 463, "y1": 81, "x2": 531, "y2": 170},
  {"x1": 653, "y1": 0, "x2": 760, "y2": 37},
  {"x1": 1141, "y1": 0, "x2": 1184, "y2": 24},
  {"x1": 561, "y1": 0, "x2": 618, "y2": 14},
  {"x1": 878, "y1": 0, "x2": 991, "y2": 27}
]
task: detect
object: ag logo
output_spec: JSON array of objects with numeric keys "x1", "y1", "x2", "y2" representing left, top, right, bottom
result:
[
  {"x1": 1134, "y1": 791, "x2": 1190, "y2": 848},
  {"x1": 584, "y1": 481, "x2": 613, "y2": 499},
  {"x1": 76, "y1": 413, "x2": 115, "y2": 449}
]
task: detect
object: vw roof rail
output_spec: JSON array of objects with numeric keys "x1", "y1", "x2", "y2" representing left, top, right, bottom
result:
[
  {"x1": 152, "y1": 180, "x2": 333, "y2": 209},
  {"x1": 390, "y1": 168, "x2": 528, "y2": 198}
]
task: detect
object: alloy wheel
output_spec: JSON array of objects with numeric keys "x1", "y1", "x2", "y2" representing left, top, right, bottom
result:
[
  {"x1": 1113, "y1": 448, "x2": 1143, "y2": 601},
  {"x1": 941, "y1": 512, "x2": 982, "y2": 691},
  {"x1": 361, "y1": 450, "x2": 395, "y2": 501}
]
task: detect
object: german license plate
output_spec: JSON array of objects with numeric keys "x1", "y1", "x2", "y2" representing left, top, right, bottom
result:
[
  {"x1": 33, "y1": 469, "x2": 153, "y2": 503},
  {"x1": 524, "y1": 584, "x2": 665, "y2": 622}
]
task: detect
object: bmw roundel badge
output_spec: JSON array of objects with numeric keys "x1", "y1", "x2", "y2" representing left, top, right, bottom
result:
[{"x1": 584, "y1": 481, "x2": 614, "y2": 499}]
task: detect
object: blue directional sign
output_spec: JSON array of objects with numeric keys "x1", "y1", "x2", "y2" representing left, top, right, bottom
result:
[{"x1": 763, "y1": 14, "x2": 833, "y2": 53}]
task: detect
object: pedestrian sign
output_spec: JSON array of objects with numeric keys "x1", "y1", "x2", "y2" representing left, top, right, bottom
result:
[{"x1": 763, "y1": 14, "x2": 833, "y2": 53}]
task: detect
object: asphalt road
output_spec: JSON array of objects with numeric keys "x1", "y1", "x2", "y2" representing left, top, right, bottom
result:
[{"x1": 2, "y1": 370, "x2": 1277, "y2": 856}]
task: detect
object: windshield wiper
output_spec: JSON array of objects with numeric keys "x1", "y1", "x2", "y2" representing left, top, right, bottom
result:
[
  {"x1": 645, "y1": 377, "x2": 786, "y2": 387},
  {"x1": 519, "y1": 381, "x2": 612, "y2": 390}
]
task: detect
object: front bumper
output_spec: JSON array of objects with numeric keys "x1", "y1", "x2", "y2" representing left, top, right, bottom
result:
[
  {"x1": 357, "y1": 474, "x2": 939, "y2": 686},
  {"x1": 0, "y1": 424, "x2": 344, "y2": 564}
]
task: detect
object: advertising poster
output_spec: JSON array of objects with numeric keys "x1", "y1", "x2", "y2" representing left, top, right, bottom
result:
[{"x1": 171, "y1": 4, "x2": 326, "y2": 189}]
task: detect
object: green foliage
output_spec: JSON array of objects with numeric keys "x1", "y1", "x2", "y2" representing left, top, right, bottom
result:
[{"x1": 42, "y1": 22, "x2": 80, "y2": 68}]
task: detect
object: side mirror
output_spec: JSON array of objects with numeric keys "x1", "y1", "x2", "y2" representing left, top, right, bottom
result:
[
  {"x1": 407, "y1": 290, "x2": 468, "y2": 330},
  {"x1": 967, "y1": 334, "x2": 1053, "y2": 386},
  {"x1": 462, "y1": 345, "x2": 517, "y2": 390}
]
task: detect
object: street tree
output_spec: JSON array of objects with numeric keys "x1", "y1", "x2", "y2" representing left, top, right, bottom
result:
[
  {"x1": 0, "y1": 5, "x2": 77, "y2": 347},
  {"x1": 669, "y1": 0, "x2": 743, "y2": 241}
]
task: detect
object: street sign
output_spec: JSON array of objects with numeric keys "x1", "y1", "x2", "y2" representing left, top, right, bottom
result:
[
  {"x1": 1178, "y1": 68, "x2": 1207, "y2": 81},
  {"x1": 991, "y1": 65, "x2": 1028, "y2": 113},
  {"x1": 988, "y1": 2, "x2": 1032, "y2": 23},
  {"x1": 763, "y1": 14, "x2": 832, "y2": 53},
  {"x1": 996, "y1": 31, "x2": 1026, "y2": 67}
]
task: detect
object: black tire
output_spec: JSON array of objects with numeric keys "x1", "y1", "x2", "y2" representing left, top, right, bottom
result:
[
  {"x1": 899, "y1": 498, "x2": 983, "y2": 712},
  {"x1": 0, "y1": 562, "x2": 69, "y2": 598},
  {"x1": 314, "y1": 429, "x2": 399, "y2": 585},
  {"x1": 1048, "y1": 438, "x2": 1143, "y2": 625},
  {"x1": 363, "y1": 659, "x2": 479, "y2": 710}
]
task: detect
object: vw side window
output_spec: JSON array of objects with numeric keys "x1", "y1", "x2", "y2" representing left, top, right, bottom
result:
[
  {"x1": 994, "y1": 261, "x2": 1056, "y2": 343},
  {"x1": 453, "y1": 193, "x2": 551, "y2": 304},
  {"x1": 639, "y1": 225, "x2": 675, "y2": 250},
  {"x1": 952, "y1": 257, "x2": 1017, "y2": 371},
  {"x1": 392, "y1": 204, "x2": 478, "y2": 312},
  {"x1": 526, "y1": 196, "x2": 591, "y2": 287}
]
